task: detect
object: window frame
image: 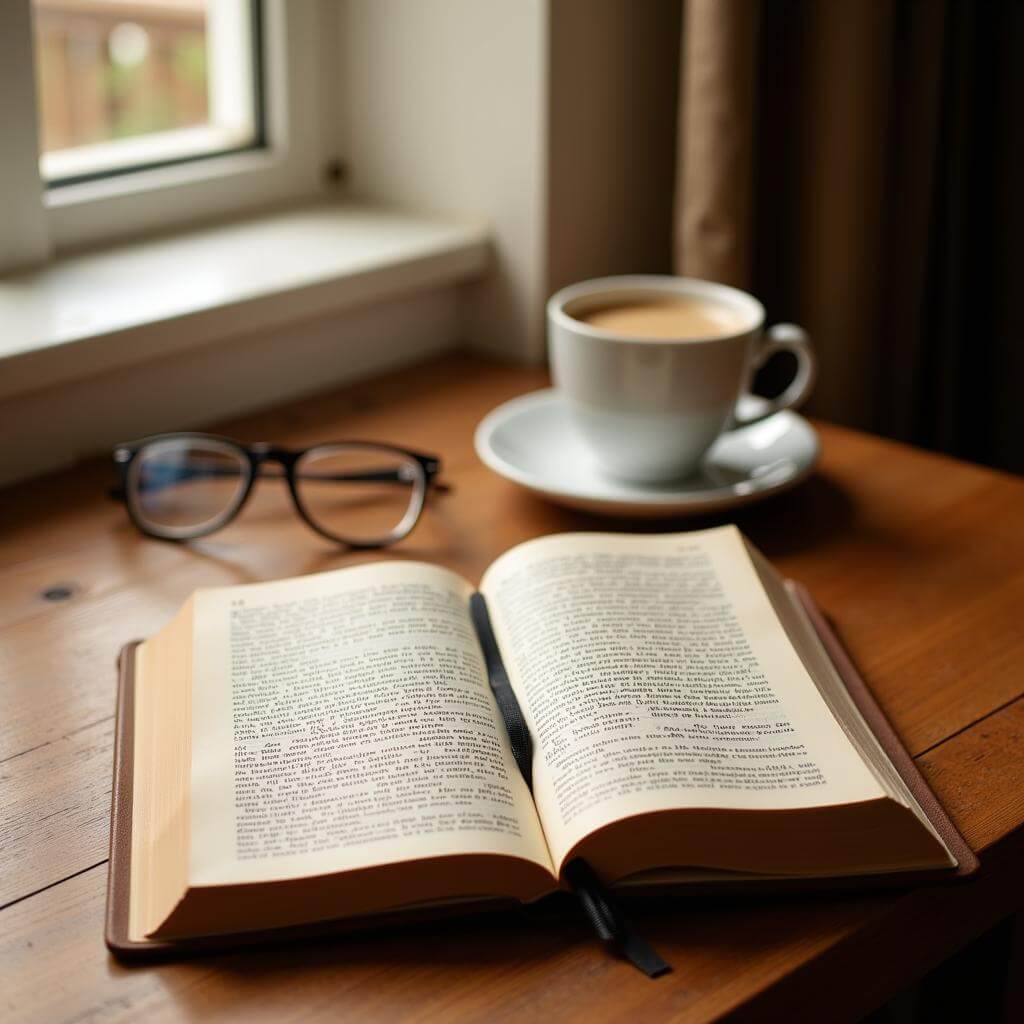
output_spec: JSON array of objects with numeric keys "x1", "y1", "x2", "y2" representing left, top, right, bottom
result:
[
  {"x1": 40, "y1": 0, "x2": 267, "y2": 190},
  {"x1": 0, "y1": 0, "x2": 330, "y2": 271}
]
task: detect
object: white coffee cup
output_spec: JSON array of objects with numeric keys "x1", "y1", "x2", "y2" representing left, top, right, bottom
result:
[{"x1": 547, "y1": 275, "x2": 816, "y2": 483}]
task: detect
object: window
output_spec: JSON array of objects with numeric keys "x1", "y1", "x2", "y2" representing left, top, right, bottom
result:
[
  {"x1": 0, "y1": 0, "x2": 329, "y2": 272},
  {"x1": 32, "y1": 0, "x2": 263, "y2": 186}
]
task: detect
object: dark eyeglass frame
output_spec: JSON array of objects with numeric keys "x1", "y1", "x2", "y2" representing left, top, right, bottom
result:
[{"x1": 111, "y1": 432, "x2": 447, "y2": 548}]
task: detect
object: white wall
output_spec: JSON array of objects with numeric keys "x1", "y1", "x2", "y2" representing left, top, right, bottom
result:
[
  {"x1": 0, "y1": 2, "x2": 48, "y2": 271},
  {"x1": 340, "y1": 0, "x2": 550, "y2": 361}
]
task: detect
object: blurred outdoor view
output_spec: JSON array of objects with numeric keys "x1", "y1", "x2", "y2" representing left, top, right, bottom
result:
[{"x1": 32, "y1": 0, "x2": 210, "y2": 158}]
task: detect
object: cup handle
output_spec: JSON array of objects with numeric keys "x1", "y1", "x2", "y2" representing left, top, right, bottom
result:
[{"x1": 732, "y1": 323, "x2": 817, "y2": 428}]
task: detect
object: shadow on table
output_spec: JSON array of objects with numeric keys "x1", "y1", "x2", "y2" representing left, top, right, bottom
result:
[
  {"x1": 506, "y1": 472, "x2": 856, "y2": 558},
  {"x1": 140, "y1": 911, "x2": 588, "y2": 997},
  {"x1": 105, "y1": 501, "x2": 469, "y2": 586},
  {"x1": 143, "y1": 887, "x2": 888, "y2": 1017}
]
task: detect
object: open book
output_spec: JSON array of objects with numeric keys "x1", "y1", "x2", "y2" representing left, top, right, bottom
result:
[{"x1": 108, "y1": 526, "x2": 974, "y2": 957}]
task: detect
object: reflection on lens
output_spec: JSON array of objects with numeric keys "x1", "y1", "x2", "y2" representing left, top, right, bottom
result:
[
  {"x1": 294, "y1": 444, "x2": 425, "y2": 545},
  {"x1": 129, "y1": 437, "x2": 249, "y2": 538}
]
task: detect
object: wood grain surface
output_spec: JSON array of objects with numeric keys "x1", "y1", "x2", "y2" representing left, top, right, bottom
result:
[{"x1": 2, "y1": 353, "x2": 1023, "y2": 1022}]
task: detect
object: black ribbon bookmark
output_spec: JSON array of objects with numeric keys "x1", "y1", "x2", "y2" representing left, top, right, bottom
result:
[
  {"x1": 563, "y1": 860, "x2": 673, "y2": 979},
  {"x1": 469, "y1": 593, "x2": 673, "y2": 980},
  {"x1": 469, "y1": 593, "x2": 534, "y2": 791}
]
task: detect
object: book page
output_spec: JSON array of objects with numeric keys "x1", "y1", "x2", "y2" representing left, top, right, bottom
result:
[
  {"x1": 480, "y1": 527, "x2": 886, "y2": 870},
  {"x1": 189, "y1": 562, "x2": 554, "y2": 887}
]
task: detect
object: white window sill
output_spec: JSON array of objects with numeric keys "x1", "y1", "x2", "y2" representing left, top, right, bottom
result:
[{"x1": 0, "y1": 201, "x2": 490, "y2": 402}]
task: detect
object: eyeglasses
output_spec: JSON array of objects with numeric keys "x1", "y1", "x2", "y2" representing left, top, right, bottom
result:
[{"x1": 111, "y1": 433, "x2": 447, "y2": 548}]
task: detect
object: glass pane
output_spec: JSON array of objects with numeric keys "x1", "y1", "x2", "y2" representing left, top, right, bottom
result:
[
  {"x1": 130, "y1": 437, "x2": 249, "y2": 536},
  {"x1": 294, "y1": 445, "x2": 426, "y2": 545},
  {"x1": 31, "y1": 0, "x2": 259, "y2": 183}
]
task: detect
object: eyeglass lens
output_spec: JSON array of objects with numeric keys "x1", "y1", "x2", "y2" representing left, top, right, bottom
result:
[
  {"x1": 129, "y1": 438, "x2": 250, "y2": 538},
  {"x1": 293, "y1": 444, "x2": 425, "y2": 545}
]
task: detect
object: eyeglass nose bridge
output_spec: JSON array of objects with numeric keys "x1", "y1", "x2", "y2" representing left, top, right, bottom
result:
[{"x1": 248, "y1": 443, "x2": 300, "y2": 469}]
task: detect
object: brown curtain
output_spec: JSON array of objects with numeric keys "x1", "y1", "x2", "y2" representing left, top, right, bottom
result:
[{"x1": 675, "y1": 0, "x2": 1023, "y2": 473}]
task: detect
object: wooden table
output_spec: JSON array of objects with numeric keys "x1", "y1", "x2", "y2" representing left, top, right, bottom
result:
[{"x1": 2, "y1": 354, "x2": 1023, "y2": 1022}]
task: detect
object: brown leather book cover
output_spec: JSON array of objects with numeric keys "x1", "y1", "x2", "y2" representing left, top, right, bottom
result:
[
  {"x1": 105, "y1": 586, "x2": 978, "y2": 962},
  {"x1": 788, "y1": 582, "x2": 977, "y2": 882}
]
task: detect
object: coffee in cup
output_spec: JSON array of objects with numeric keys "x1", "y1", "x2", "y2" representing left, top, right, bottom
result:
[
  {"x1": 576, "y1": 296, "x2": 749, "y2": 341},
  {"x1": 547, "y1": 276, "x2": 816, "y2": 483}
]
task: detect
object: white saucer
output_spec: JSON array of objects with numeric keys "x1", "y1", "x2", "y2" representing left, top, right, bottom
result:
[{"x1": 474, "y1": 389, "x2": 820, "y2": 517}]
